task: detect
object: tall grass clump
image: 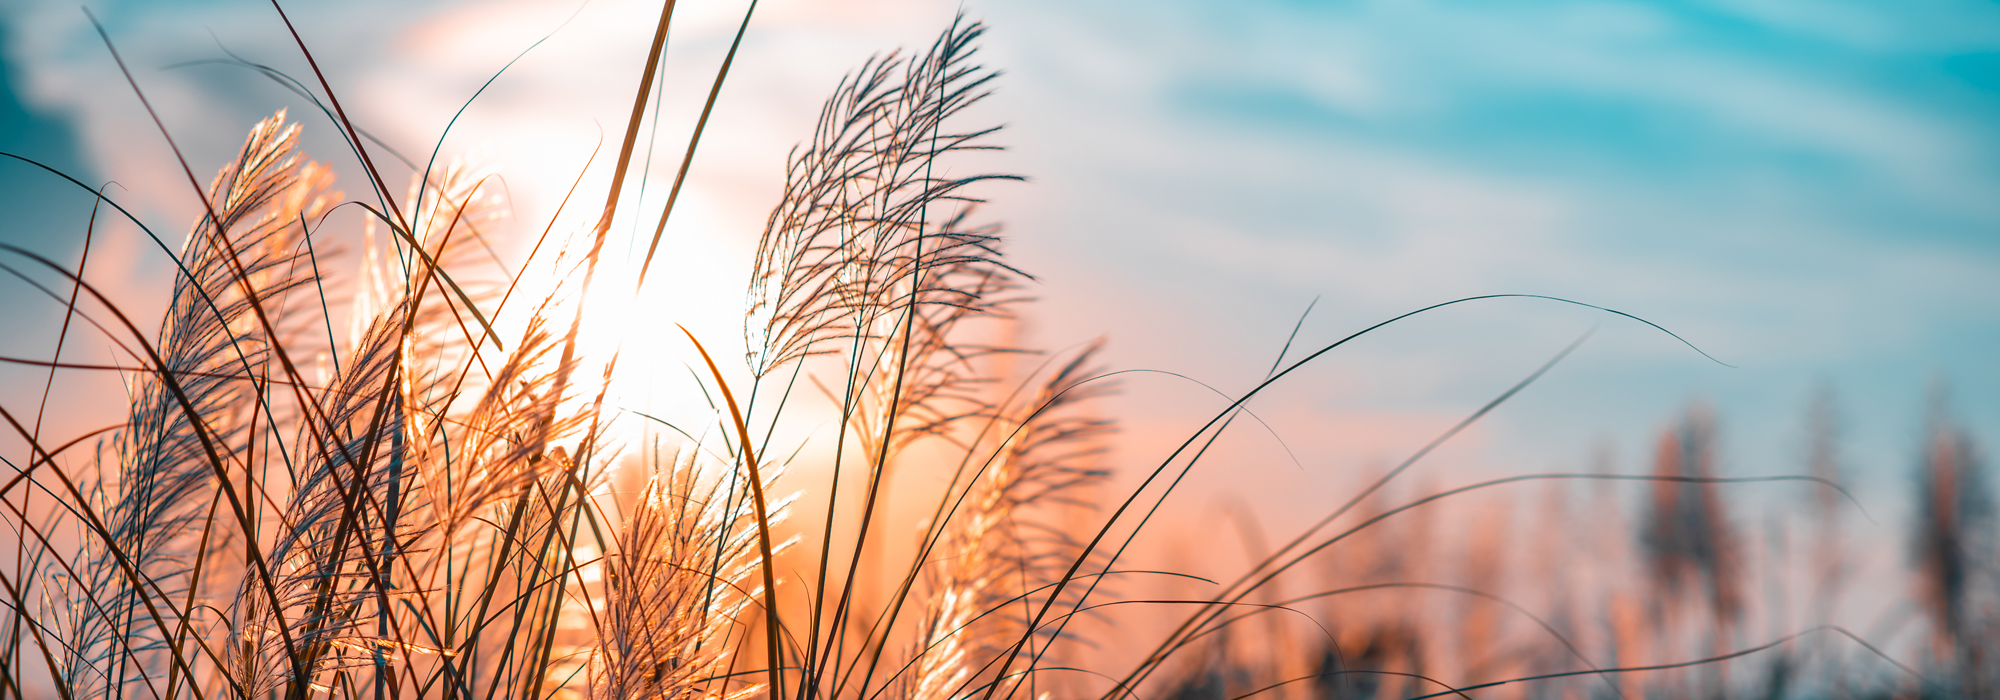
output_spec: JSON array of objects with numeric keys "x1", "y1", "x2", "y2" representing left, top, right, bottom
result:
[
  {"x1": 0, "y1": 8, "x2": 1125, "y2": 700},
  {"x1": 0, "y1": 3, "x2": 1987, "y2": 700}
]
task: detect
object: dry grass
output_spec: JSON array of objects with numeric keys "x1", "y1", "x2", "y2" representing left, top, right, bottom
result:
[
  {"x1": 0, "y1": 10, "x2": 1116, "y2": 700},
  {"x1": 0, "y1": 4, "x2": 1992, "y2": 700}
]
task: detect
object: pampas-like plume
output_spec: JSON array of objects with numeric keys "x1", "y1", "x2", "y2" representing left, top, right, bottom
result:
[
  {"x1": 1641, "y1": 404, "x2": 1743, "y2": 627},
  {"x1": 587, "y1": 445, "x2": 787, "y2": 700},
  {"x1": 1639, "y1": 403, "x2": 1743, "y2": 696},
  {"x1": 744, "y1": 20, "x2": 1112, "y2": 700},
  {"x1": 895, "y1": 343, "x2": 1114, "y2": 700},
  {"x1": 744, "y1": 16, "x2": 1021, "y2": 385},
  {"x1": 62, "y1": 110, "x2": 333, "y2": 699},
  {"x1": 1910, "y1": 388, "x2": 1994, "y2": 681},
  {"x1": 226, "y1": 294, "x2": 407, "y2": 698},
  {"x1": 218, "y1": 133, "x2": 588, "y2": 698}
]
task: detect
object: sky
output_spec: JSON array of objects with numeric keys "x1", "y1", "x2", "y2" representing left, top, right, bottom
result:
[{"x1": 1, "y1": 0, "x2": 1998, "y2": 599}]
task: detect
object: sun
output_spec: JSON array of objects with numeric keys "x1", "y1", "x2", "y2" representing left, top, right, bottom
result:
[{"x1": 502, "y1": 179, "x2": 767, "y2": 453}]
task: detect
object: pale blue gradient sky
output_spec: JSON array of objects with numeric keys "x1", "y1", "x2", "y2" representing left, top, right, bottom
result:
[
  {"x1": 974, "y1": 0, "x2": 2000, "y2": 508},
  {"x1": 1, "y1": 0, "x2": 1996, "y2": 542}
]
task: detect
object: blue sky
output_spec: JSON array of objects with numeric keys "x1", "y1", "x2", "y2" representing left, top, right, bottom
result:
[
  {"x1": 1, "y1": 0, "x2": 1997, "y2": 539},
  {"x1": 969, "y1": 0, "x2": 2000, "y2": 507}
]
